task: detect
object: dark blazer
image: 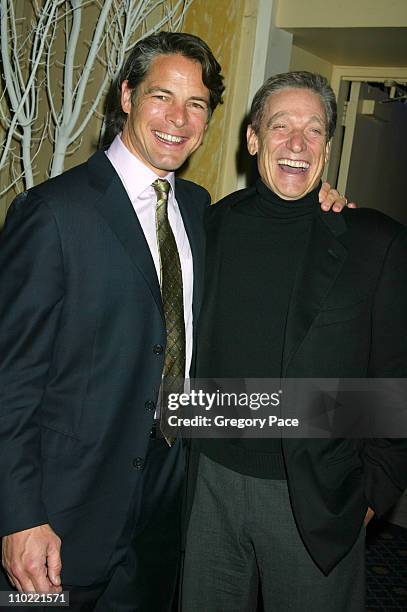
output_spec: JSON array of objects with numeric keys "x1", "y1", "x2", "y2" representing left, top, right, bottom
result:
[
  {"x1": 189, "y1": 185, "x2": 407, "y2": 574},
  {"x1": 0, "y1": 150, "x2": 208, "y2": 584}
]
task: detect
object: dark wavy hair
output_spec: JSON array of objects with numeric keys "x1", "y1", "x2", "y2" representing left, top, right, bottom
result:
[
  {"x1": 103, "y1": 31, "x2": 224, "y2": 143},
  {"x1": 249, "y1": 71, "x2": 337, "y2": 140}
]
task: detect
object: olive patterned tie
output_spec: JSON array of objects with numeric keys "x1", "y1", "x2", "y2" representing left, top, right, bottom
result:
[{"x1": 153, "y1": 179, "x2": 185, "y2": 445}]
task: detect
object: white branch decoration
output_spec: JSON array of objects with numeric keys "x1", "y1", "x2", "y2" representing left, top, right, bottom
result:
[{"x1": 0, "y1": 0, "x2": 194, "y2": 213}]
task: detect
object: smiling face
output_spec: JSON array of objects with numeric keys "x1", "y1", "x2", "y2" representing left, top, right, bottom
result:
[
  {"x1": 120, "y1": 54, "x2": 210, "y2": 176},
  {"x1": 247, "y1": 87, "x2": 331, "y2": 200}
]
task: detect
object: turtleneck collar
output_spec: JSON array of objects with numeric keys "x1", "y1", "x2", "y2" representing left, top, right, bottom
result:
[{"x1": 251, "y1": 177, "x2": 321, "y2": 219}]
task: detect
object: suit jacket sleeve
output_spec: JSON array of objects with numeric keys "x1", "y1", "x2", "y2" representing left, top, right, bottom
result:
[
  {"x1": 364, "y1": 226, "x2": 407, "y2": 516},
  {"x1": 0, "y1": 191, "x2": 65, "y2": 535}
]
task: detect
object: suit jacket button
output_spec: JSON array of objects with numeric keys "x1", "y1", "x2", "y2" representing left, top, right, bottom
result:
[
  {"x1": 145, "y1": 400, "x2": 155, "y2": 411},
  {"x1": 153, "y1": 344, "x2": 163, "y2": 354},
  {"x1": 132, "y1": 457, "x2": 144, "y2": 470}
]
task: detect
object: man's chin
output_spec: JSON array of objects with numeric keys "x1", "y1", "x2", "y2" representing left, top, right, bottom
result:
[
  {"x1": 274, "y1": 181, "x2": 317, "y2": 201},
  {"x1": 152, "y1": 153, "x2": 191, "y2": 174},
  {"x1": 275, "y1": 189, "x2": 309, "y2": 201}
]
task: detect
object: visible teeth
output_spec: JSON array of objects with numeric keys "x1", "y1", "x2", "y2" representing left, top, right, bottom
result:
[
  {"x1": 155, "y1": 131, "x2": 183, "y2": 143},
  {"x1": 277, "y1": 159, "x2": 310, "y2": 169}
]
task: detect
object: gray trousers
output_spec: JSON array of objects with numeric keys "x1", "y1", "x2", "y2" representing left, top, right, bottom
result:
[{"x1": 181, "y1": 455, "x2": 365, "y2": 612}]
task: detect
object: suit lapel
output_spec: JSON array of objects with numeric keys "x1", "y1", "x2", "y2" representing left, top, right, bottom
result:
[
  {"x1": 87, "y1": 150, "x2": 164, "y2": 322},
  {"x1": 282, "y1": 212, "x2": 348, "y2": 374},
  {"x1": 175, "y1": 180, "x2": 206, "y2": 324}
]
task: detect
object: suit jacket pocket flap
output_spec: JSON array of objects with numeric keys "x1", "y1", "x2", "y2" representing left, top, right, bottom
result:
[{"x1": 315, "y1": 298, "x2": 369, "y2": 328}]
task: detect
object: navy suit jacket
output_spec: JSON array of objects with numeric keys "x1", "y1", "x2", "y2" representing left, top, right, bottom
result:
[{"x1": 0, "y1": 150, "x2": 208, "y2": 584}]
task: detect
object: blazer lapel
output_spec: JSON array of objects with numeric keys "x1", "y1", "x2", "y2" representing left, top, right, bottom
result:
[
  {"x1": 87, "y1": 151, "x2": 164, "y2": 322},
  {"x1": 175, "y1": 181, "x2": 206, "y2": 324},
  {"x1": 282, "y1": 212, "x2": 348, "y2": 374}
]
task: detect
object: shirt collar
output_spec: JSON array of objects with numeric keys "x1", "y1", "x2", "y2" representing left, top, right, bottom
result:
[{"x1": 107, "y1": 134, "x2": 175, "y2": 201}]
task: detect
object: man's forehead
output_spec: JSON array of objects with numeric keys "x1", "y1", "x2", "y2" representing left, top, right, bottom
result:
[
  {"x1": 143, "y1": 53, "x2": 203, "y2": 80},
  {"x1": 137, "y1": 54, "x2": 208, "y2": 97},
  {"x1": 268, "y1": 109, "x2": 325, "y2": 123},
  {"x1": 264, "y1": 88, "x2": 326, "y2": 118}
]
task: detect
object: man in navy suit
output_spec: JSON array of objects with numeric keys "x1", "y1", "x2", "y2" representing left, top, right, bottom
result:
[{"x1": 0, "y1": 32, "x2": 224, "y2": 611}]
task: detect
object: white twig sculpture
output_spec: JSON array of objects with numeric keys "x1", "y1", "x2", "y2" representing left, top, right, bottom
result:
[{"x1": 0, "y1": 0, "x2": 194, "y2": 207}]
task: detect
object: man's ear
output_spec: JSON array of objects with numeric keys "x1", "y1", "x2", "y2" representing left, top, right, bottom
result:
[
  {"x1": 324, "y1": 139, "x2": 331, "y2": 164},
  {"x1": 121, "y1": 80, "x2": 132, "y2": 114},
  {"x1": 247, "y1": 125, "x2": 259, "y2": 157}
]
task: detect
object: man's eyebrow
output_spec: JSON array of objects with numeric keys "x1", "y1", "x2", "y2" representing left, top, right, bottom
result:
[
  {"x1": 145, "y1": 87, "x2": 209, "y2": 105},
  {"x1": 145, "y1": 87, "x2": 173, "y2": 95},
  {"x1": 266, "y1": 111, "x2": 326, "y2": 128},
  {"x1": 266, "y1": 111, "x2": 288, "y2": 127},
  {"x1": 188, "y1": 96, "x2": 209, "y2": 105},
  {"x1": 308, "y1": 115, "x2": 326, "y2": 127}
]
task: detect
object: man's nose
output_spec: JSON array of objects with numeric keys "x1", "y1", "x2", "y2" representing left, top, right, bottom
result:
[
  {"x1": 287, "y1": 130, "x2": 306, "y2": 152},
  {"x1": 166, "y1": 103, "x2": 187, "y2": 127}
]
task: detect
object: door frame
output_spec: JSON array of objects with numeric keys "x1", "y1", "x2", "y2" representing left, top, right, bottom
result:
[{"x1": 327, "y1": 66, "x2": 407, "y2": 193}]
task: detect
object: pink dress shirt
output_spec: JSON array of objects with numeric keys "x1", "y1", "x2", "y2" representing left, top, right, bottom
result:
[{"x1": 106, "y1": 134, "x2": 193, "y2": 378}]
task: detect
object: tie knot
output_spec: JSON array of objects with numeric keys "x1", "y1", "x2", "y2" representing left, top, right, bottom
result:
[{"x1": 153, "y1": 179, "x2": 170, "y2": 200}]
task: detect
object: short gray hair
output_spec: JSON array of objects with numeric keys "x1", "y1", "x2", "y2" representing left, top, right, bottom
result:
[{"x1": 249, "y1": 71, "x2": 337, "y2": 140}]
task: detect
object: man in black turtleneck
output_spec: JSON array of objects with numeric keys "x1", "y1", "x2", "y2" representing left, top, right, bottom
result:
[{"x1": 181, "y1": 72, "x2": 407, "y2": 612}]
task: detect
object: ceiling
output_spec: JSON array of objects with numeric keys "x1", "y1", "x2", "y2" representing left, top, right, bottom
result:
[{"x1": 285, "y1": 27, "x2": 407, "y2": 67}]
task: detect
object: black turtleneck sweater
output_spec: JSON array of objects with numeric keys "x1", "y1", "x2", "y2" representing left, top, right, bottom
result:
[{"x1": 199, "y1": 179, "x2": 320, "y2": 479}]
